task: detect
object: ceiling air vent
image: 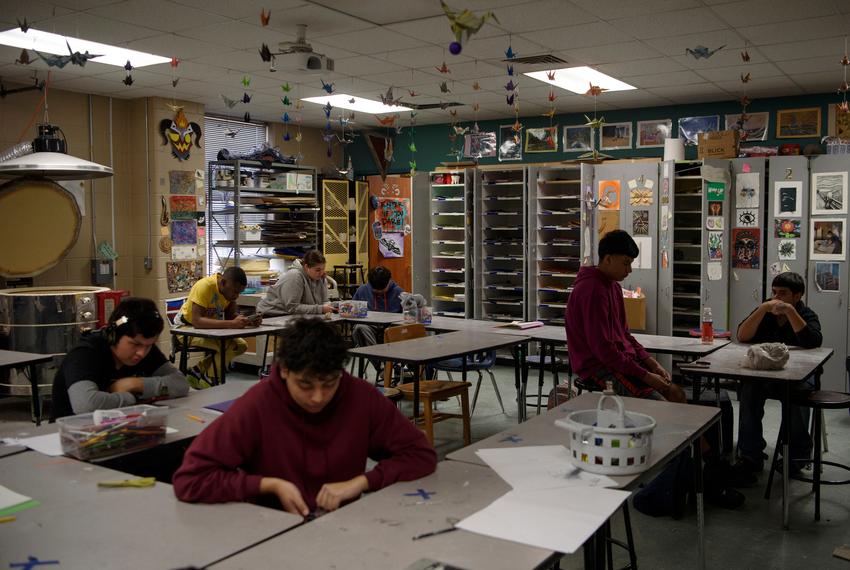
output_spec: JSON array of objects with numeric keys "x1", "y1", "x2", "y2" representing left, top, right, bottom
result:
[{"x1": 502, "y1": 54, "x2": 567, "y2": 65}]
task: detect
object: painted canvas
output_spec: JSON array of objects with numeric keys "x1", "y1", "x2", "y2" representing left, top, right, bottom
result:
[
  {"x1": 169, "y1": 195, "x2": 197, "y2": 220},
  {"x1": 169, "y1": 170, "x2": 196, "y2": 194},
  {"x1": 812, "y1": 171, "x2": 847, "y2": 215},
  {"x1": 377, "y1": 198, "x2": 409, "y2": 233},
  {"x1": 732, "y1": 228, "x2": 760, "y2": 269},
  {"x1": 524, "y1": 127, "x2": 558, "y2": 153},
  {"x1": 166, "y1": 260, "x2": 204, "y2": 293},
  {"x1": 811, "y1": 218, "x2": 844, "y2": 260},
  {"x1": 563, "y1": 125, "x2": 593, "y2": 152},
  {"x1": 498, "y1": 125, "x2": 522, "y2": 161},
  {"x1": 774, "y1": 181, "x2": 802, "y2": 216},
  {"x1": 708, "y1": 231, "x2": 723, "y2": 261},
  {"x1": 777, "y1": 107, "x2": 821, "y2": 138},
  {"x1": 600, "y1": 122, "x2": 632, "y2": 150},
  {"x1": 636, "y1": 119, "x2": 672, "y2": 148},
  {"x1": 774, "y1": 218, "x2": 801, "y2": 238},
  {"x1": 678, "y1": 115, "x2": 719, "y2": 145},
  {"x1": 815, "y1": 262, "x2": 840, "y2": 292},
  {"x1": 725, "y1": 112, "x2": 769, "y2": 142},
  {"x1": 171, "y1": 220, "x2": 197, "y2": 245},
  {"x1": 598, "y1": 180, "x2": 621, "y2": 210}
]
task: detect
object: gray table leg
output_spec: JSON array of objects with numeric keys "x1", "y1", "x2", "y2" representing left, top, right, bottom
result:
[
  {"x1": 220, "y1": 339, "x2": 227, "y2": 385},
  {"x1": 29, "y1": 363, "x2": 41, "y2": 426},
  {"x1": 783, "y1": 379, "x2": 790, "y2": 529},
  {"x1": 512, "y1": 345, "x2": 523, "y2": 423},
  {"x1": 694, "y1": 438, "x2": 705, "y2": 570}
]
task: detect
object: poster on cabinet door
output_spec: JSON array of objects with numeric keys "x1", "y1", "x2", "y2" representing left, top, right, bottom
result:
[
  {"x1": 774, "y1": 181, "x2": 802, "y2": 217},
  {"x1": 735, "y1": 173, "x2": 760, "y2": 208}
]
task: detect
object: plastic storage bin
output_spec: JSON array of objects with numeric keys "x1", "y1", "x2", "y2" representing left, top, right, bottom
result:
[{"x1": 58, "y1": 405, "x2": 169, "y2": 461}]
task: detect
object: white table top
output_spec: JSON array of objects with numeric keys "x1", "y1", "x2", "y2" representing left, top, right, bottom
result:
[
  {"x1": 0, "y1": 349, "x2": 54, "y2": 368},
  {"x1": 632, "y1": 334, "x2": 730, "y2": 357},
  {"x1": 0, "y1": 451, "x2": 301, "y2": 569},
  {"x1": 212, "y1": 461, "x2": 556, "y2": 570},
  {"x1": 446, "y1": 392, "x2": 720, "y2": 491},
  {"x1": 348, "y1": 330, "x2": 528, "y2": 365},
  {"x1": 170, "y1": 323, "x2": 291, "y2": 339},
  {"x1": 679, "y1": 343, "x2": 834, "y2": 382}
]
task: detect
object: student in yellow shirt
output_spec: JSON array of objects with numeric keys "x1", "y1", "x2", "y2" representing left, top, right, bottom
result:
[{"x1": 175, "y1": 267, "x2": 250, "y2": 388}]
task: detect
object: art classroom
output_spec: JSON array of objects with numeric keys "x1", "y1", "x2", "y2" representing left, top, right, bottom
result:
[{"x1": 2, "y1": 1, "x2": 850, "y2": 568}]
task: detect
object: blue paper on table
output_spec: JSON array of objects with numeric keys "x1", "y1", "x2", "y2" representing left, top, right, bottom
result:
[{"x1": 204, "y1": 399, "x2": 236, "y2": 413}]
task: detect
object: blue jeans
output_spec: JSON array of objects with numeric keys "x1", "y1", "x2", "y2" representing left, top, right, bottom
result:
[{"x1": 737, "y1": 378, "x2": 815, "y2": 465}]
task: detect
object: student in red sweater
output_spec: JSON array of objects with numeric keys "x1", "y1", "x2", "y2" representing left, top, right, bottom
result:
[
  {"x1": 566, "y1": 230, "x2": 685, "y2": 403},
  {"x1": 172, "y1": 318, "x2": 437, "y2": 516}
]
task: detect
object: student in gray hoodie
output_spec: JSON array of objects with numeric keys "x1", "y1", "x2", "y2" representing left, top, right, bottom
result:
[{"x1": 258, "y1": 250, "x2": 334, "y2": 316}]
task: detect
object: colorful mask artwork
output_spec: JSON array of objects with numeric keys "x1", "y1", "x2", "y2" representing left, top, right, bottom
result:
[
  {"x1": 159, "y1": 108, "x2": 202, "y2": 161},
  {"x1": 732, "y1": 228, "x2": 760, "y2": 269},
  {"x1": 377, "y1": 198, "x2": 409, "y2": 233}
]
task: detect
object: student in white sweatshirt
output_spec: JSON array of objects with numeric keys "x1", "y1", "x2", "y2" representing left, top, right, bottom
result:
[{"x1": 257, "y1": 250, "x2": 335, "y2": 316}]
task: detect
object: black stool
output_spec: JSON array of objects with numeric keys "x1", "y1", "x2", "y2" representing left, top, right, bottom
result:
[
  {"x1": 523, "y1": 353, "x2": 567, "y2": 415},
  {"x1": 764, "y1": 390, "x2": 850, "y2": 521}
]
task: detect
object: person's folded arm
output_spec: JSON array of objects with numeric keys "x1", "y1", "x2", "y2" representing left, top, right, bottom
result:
[
  {"x1": 68, "y1": 380, "x2": 137, "y2": 414},
  {"x1": 139, "y1": 361, "x2": 189, "y2": 400}
]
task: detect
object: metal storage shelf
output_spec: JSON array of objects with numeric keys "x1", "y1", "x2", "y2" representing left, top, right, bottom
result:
[{"x1": 430, "y1": 170, "x2": 473, "y2": 319}]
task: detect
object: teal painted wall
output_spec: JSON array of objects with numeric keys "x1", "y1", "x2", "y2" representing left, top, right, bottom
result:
[{"x1": 348, "y1": 92, "x2": 838, "y2": 175}]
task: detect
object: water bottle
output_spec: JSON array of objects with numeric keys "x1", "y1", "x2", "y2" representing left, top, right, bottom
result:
[{"x1": 701, "y1": 307, "x2": 714, "y2": 344}]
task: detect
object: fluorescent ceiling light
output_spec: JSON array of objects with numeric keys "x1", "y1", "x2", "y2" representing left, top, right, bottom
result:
[
  {"x1": 0, "y1": 28, "x2": 170, "y2": 67},
  {"x1": 524, "y1": 66, "x2": 636, "y2": 94},
  {"x1": 302, "y1": 94, "x2": 412, "y2": 114}
]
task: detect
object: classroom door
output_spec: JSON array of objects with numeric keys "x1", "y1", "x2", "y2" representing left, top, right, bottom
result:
[{"x1": 367, "y1": 175, "x2": 412, "y2": 293}]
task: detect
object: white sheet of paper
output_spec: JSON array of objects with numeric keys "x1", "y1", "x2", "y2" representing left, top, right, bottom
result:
[
  {"x1": 633, "y1": 237, "x2": 652, "y2": 269},
  {"x1": 0, "y1": 484, "x2": 32, "y2": 511},
  {"x1": 457, "y1": 487, "x2": 630, "y2": 554},
  {"x1": 166, "y1": 427, "x2": 178, "y2": 434},
  {"x1": 707, "y1": 262, "x2": 722, "y2": 281},
  {"x1": 476, "y1": 446, "x2": 617, "y2": 490},
  {"x1": 5, "y1": 433, "x2": 63, "y2": 456}
]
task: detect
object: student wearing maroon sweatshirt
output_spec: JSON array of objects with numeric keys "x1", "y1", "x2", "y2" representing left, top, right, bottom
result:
[
  {"x1": 172, "y1": 318, "x2": 437, "y2": 516},
  {"x1": 566, "y1": 230, "x2": 686, "y2": 403}
]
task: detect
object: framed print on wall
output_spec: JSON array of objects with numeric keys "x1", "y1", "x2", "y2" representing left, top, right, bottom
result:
[
  {"x1": 563, "y1": 125, "x2": 593, "y2": 152},
  {"x1": 811, "y1": 171, "x2": 848, "y2": 215},
  {"x1": 498, "y1": 124, "x2": 522, "y2": 161},
  {"x1": 810, "y1": 218, "x2": 844, "y2": 260},
  {"x1": 524, "y1": 126, "x2": 558, "y2": 153},
  {"x1": 776, "y1": 107, "x2": 821, "y2": 138},
  {"x1": 600, "y1": 122, "x2": 632, "y2": 150},
  {"x1": 725, "y1": 112, "x2": 769, "y2": 142},
  {"x1": 636, "y1": 119, "x2": 672, "y2": 148}
]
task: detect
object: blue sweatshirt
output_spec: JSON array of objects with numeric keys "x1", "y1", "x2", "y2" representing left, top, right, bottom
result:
[{"x1": 352, "y1": 281, "x2": 404, "y2": 313}]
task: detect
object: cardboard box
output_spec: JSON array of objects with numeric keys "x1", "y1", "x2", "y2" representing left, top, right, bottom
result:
[
  {"x1": 697, "y1": 130, "x2": 738, "y2": 159},
  {"x1": 623, "y1": 295, "x2": 646, "y2": 331}
]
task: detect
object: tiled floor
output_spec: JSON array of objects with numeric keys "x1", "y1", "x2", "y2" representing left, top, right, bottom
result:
[{"x1": 2, "y1": 363, "x2": 849, "y2": 569}]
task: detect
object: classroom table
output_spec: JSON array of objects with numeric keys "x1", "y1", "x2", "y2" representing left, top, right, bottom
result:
[
  {"x1": 171, "y1": 323, "x2": 292, "y2": 384},
  {"x1": 446, "y1": 391, "x2": 720, "y2": 570},
  {"x1": 0, "y1": 349, "x2": 54, "y2": 426},
  {"x1": 679, "y1": 343, "x2": 834, "y2": 529},
  {"x1": 211, "y1": 460, "x2": 559, "y2": 570},
  {"x1": 0, "y1": 450, "x2": 301, "y2": 570},
  {"x1": 348, "y1": 330, "x2": 528, "y2": 422}
]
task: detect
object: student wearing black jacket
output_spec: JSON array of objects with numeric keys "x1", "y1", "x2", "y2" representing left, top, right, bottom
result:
[{"x1": 733, "y1": 272, "x2": 823, "y2": 482}]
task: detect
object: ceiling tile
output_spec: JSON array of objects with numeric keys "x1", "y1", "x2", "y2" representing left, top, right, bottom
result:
[
  {"x1": 740, "y1": 16, "x2": 849, "y2": 45},
  {"x1": 380, "y1": 45, "x2": 468, "y2": 69},
  {"x1": 775, "y1": 57, "x2": 841, "y2": 75},
  {"x1": 87, "y1": 0, "x2": 227, "y2": 33},
  {"x1": 759, "y1": 37, "x2": 847, "y2": 62},
  {"x1": 28, "y1": 12, "x2": 160, "y2": 44},
  {"x1": 708, "y1": 0, "x2": 842, "y2": 27},
  {"x1": 0, "y1": 1, "x2": 74, "y2": 27},
  {"x1": 645, "y1": 30, "x2": 743, "y2": 57},
  {"x1": 124, "y1": 33, "x2": 228, "y2": 61},
  {"x1": 458, "y1": 34, "x2": 549, "y2": 60},
  {"x1": 525, "y1": 22, "x2": 636, "y2": 51},
  {"x1": 384, "y1": 15, "x2": 503, "y2": 47},
  {"x1": 418, "y1": 60, "x2": 504, "y2": 81},
  {"x1": 569, "y1": 0, "x2": 702, "y2": 19},
  {"x1": 628, "y1": 70, "x2": 706, "y2": 88},
  {"x1": 610, "y1": 8, "x2": 728, "y2": 40},
  {"x1": 178, "y1": 21, "x2": 296, "y2": 51},
  {"x1": 563, "y1": 42, "x2": 663, "y2": 65},
  {"x1": 319, "y1": 27, "x2": 428, "y2": 55},
  {"x1": 169, "y1": 0, "x2": 307, "y2": 20},
  {"x1": 306, "y1": 0, "x2": 442, "y2": 26},
  {"x1": 258, "y1": 4, "x2": 374, "y2": 37},
  {"x1": 489, "y1": 0, "x2": 599, "y2": 33},
  {"x1": 595, "y1": 57, "x2": 687, "y2": 78},
  {"x1": 790, "y1": 71, "x2": 846, "y2": 93},
  {"x1": 647, "y1": 83, "x2": 732, "y2": 103},
  {"x1": 712, "y1": 76, "x2": 804, "y2": 98},
  {"x1": 333, "y1": 55, "x2": 406, "y2": 76},
  {"x1": 694, "y1": 62, "x2": 784, "y2": 82},
  {"x1": 360, "y1": 69, "x2": 440, "y2": 88}
]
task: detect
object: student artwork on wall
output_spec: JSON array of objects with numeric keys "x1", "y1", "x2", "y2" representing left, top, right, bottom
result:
[
  {"x1": 463, "y1": 131, "x2": 497, "y2": 158},
  {"x1": 774, "y1": 218, "x2": 801, "y2": 238},
  {"x1": 169, "y1": 195, "x2": 197, "y2": 220},
  {"x1": 708, "y1": 231, "x2": 723, "y2": 261},
  {"x1": 600, "y1": 122, "x2": 632, "y2": 150},
  {"x1": 378, "y1": 232, "x2": 404, "y2": 258},
  {"x1": 706, "y1": 216, "x2": 723, "y2": 230},
  {"x1": 706, "y1": 181, "x2": 725, "y2": 201},
  {"x1": 732, "y1": 228, "x2": 760, "y2": 269},
  {"x1": 810, "y1": 218, "x2": 844, "y2": 260},
  {"x1": 774, "y1": 181, "x2": 802, "y2": 216},
  {"x1": 707, "y1": 262, "x2": 722, "y2": 281},
  {"x1": 778, "y1": 239, "x2": 797, "y2": 260},
  {"x1": 598, "y1": 180, "x2": 621, "y2": 210},
  {"x1": 597, "y1": 210, "x2": 620, "y2": 240},
  {"x1": 725, "y1": 112, "x2": 769, "y2": 142},
  {"x1": 776, "y1": 107, "x2": 821, "y2": 138},
  {"x1": 815, "y1": 262, "x2": 840, "y2": 292},
  {"x1": 632, "y1": 237, "x2": 652, "y2": 269},
  {"x1": 498, "y1": 125, "x2": 522, "y2": 161},
  {"x1": 166, "y1": 260, "x2": 204, "y2": 293},
  {"x1": 563, "y1": 125, "x2": 593, "y2": 152},
  {"x1": 171, "y1": 220, "x2": 197, "y2": 245},
  {"x1": 171, "y1": 244, "x2": 199, "y2": 261},
  {"x1": 377, "y1": 198, "x2": 409, "y2": 233},
  {"x1": 636, "y1": 119, "x2": 672, "y2": 148},
  {"x1": 829, "y1": 103, "x2": 850, "y2": 139},
  {"x1": 632, "y1": 210, "x2": 649, "y2": 236},
  {"x1": 737, "y1": 209, "x2": 757, "y2": 227},
  {"x1": 735, "y1": 173, "x2": 760, "y2": 208},
  {"x1": 678, "y1": 115, "x2": 719, "y2": 145},
  {"x1": 169, "y1": 170, "x2": 196, "y2": 194},
  {"x1": 628, "y1": 177, "x2": 653, "y2": 205},
  {"x1": 708, "y1": 201, "x2": 723, "y2": 216},
  {"x1": 811, "y1": 172, "x2": 847, "y2": 215},
  {"x1": 524, "y1": 127, "x2": 558, "y2": 153}
]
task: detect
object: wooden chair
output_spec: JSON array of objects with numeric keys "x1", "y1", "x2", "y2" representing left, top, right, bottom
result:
[{"x1": 382, "y1": 324, "x2": 472, "y2": 446}]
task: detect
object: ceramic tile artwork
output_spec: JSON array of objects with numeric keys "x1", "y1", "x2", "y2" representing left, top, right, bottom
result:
[
  {"x1": 169, "y1": 170, "x2": 196, "y2": 194},
  {"x1": 166, "y1": 260, "x2": 204, "y2": 293},
  {"x1": 632, "y1": 210, "x2": 649, "y2": 236}
]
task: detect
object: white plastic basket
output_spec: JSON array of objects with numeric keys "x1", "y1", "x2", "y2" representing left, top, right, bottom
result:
[{"x1": 554, "y1": 393, "x2": 656, "y2": 475}]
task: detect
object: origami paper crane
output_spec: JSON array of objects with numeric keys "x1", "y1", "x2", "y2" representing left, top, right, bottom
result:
[
  {"x1": 441, "y1": 1, "x2": 498, "y2": 43},
  {"x1": 685, "y1": 45, "x2": 725, "y2": 60},
  {"x1": 260, "y1": 8, "x2": 270, "y2": 26},
  {"x1": 585, "y1": 83, "x2": 607, "y2": 97},
  {"x1": 221, "y1": 94, "x2": 239, "y2": 108},
  {"x1": 436, "y1": 61, "x2": 451, "y2": 74},
  {"x1": 321, "y1": 79, "x2": 335, "y2": 93},
  {"x1": 35, "y1": 41, "x2": 101, "y2": 68}
]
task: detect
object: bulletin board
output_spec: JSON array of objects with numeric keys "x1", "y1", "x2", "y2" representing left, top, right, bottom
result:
[{"x1": 367, "y1": 175, "x2": 412, "y2": 293}]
